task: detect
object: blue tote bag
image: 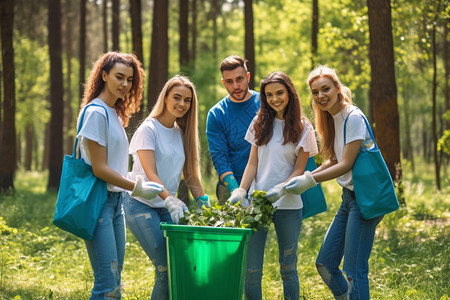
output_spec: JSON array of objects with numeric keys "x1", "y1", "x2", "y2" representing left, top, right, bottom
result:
[
  {"x1": 53, "y1": 104, "x2": 109, "y2": 240},
  {"x1": 301, "y1": 157, "x2": 327, "y2": 219},
  {"x1": 344, "y1": 110, "x2": 399, "y2": 220}
]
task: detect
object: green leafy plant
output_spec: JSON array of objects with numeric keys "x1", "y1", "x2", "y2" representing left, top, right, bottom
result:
[{"x1": 179, "y1": 190, "x2": 276, "y2": 231}]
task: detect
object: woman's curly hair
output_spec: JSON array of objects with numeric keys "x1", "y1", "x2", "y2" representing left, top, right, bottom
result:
[{"x1": 81, "y1": 51, "x2": 145, "y2": 127}]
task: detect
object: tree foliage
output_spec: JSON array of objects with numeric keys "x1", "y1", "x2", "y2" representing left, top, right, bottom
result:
[{"x1": 1, "y1": 0, "x2": 448, "y2": 188}]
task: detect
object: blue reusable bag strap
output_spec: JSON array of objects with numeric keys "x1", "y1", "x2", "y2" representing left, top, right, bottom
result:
[
  {"x1": 72, "y1": 103, "x2": 110, "y2": 158},
  {"x1": 343, "y1": 108, "x2": 378, "y2": 150}
]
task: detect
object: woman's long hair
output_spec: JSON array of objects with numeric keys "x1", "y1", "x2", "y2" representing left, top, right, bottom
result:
[
  {"x1": 81, "y1": 51, "x2": 145, "y2": 127},
  {"x1": 254, "y1": 71, "x2": 304, "y2": 146},
  {"x1": 148, "y1": 75, "x2": 201, "y2": 182},
  {"x1": 306, "y1": 65, "x2": 352, "y2": 160}
]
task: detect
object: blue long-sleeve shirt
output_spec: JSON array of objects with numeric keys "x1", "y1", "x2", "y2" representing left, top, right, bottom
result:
[{"x1": 206, "y1": 91, "x2": 260, "y2": 184}]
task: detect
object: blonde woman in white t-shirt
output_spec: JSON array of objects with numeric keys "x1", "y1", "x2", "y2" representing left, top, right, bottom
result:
[
  {"x1": 124, "y1": 75, "x2": 209, "y2": 300},
  {"x1": 227, "y1": 71, "x2": 318, "y2": 300},
  {"x1": 77, "y1": 51, "x2": 164, "y2": 300},
  {"x1": 283, "y1": 65, "x2": 383, "y2": 299}
]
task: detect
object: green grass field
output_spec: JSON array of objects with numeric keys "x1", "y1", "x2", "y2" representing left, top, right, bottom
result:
[{"x1": 0, "y1": 161, "x2": 449, "y2": 299}]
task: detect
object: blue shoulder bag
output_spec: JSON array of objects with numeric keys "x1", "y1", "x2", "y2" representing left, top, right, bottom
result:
[
  {"x1": 301, "y1": 157, "x2": 327, "y2": 219},
  {"x1": 344, "y1": 109, "x2": 399, "y2": 220},
  {"x1": 53, "y1": 104, "x2": 109, "y2": 240}
]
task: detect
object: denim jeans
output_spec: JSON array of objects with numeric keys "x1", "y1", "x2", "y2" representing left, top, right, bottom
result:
[
  {"x1": 316, "y1": 188, "x2": 383, "y2": 300},
  {"x1": 84, "y1": 191, "x2": 126, "y2": 300},
  {"x1": 245, "y1": 209, "x2": 303, "y2": 300},
  {"x1": 123, "y1": 196, "x2": 173, "y2": 300}
]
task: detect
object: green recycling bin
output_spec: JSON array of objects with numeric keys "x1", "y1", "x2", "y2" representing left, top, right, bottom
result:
[{"x1": 161, "y1": 223, "x2": 253, "y2": 300}]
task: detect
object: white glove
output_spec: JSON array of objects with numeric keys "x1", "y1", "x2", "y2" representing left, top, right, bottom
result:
[
  {"x1": 227, "y1": 188, "x2": 247, "y2": 205},
  {"x1": 164, "y1": 196, "x2": 188, "y2": 224},
  {"x1": 283, "y1": 171, "x2": 317, "y2": 195},
  {"x1": 131, "y1": 175, "x2": 164, "y2": 199},
  {"x1": 264, "y1": 183, "x2": 287, "y2": 203}
]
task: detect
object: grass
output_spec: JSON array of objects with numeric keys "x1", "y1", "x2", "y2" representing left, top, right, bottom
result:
[{"x1": 0, "y1": 161, "x2": 449, "y2": 299}]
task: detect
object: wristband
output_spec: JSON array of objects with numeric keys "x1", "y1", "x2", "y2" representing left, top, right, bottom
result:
[
  {"x1": 195, "y1": 195, "x2": 209, "y2": 202},
  {"x1": 195, "y1": 195, "x2": 210, "y2": 208},
  {"x1": 223, "y1": 174, "x2": 239, "y2": 193}
]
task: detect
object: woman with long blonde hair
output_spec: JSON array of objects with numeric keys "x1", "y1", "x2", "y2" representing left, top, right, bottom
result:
[
  {"x1": 124, "y1": 75, "x2": 209, "y2": 299},
  {"x1": 283, "y1": 65, "x2": 383, "y2": 299}
]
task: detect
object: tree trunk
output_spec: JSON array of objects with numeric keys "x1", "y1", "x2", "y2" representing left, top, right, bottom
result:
[
  {"x1": 367, "y1": 0, "x2": 400, "y2": 181},
  {"x1": 79, "y1": 0, "x2": 86, "y2": 104},
  {"x1": 179, "y1": 0, "x2": 189, "y2": 74},
  {"x1": 47, "y1": 0, "x2": 64, "y2": 191},
  {"x1": 402, "y1": 85, "x2": 414, "y2": 172},
  {"x1": 190, "y1": 0, "x2": 197, "y2": 68},
  {"x1": 103, "y1": 0, "x2": 108, "y2": 52},
  {"x1": 311, "y1": 0, "x2": 318, "y2": 68},
  {"x1": 0, "y1": 0, "x2": 16, "y2": 192},
  {"x1": 244, "y1": 0, "x2": 255, "y2": 90},
  {"x1": 112, "y1": 0, "x2": 120, "y2": 51},
  {"x1": 127, "y1": 0, "x2": 144, "y2": 137},
  {"x1": 445, "y1": 18, "x2": 449, "y2": 130},
  {"x1": 431, "y1": 1, "x2": 441, "y2": 190},
  {"x1": 147, "y1": 0, "x2": 168, "y2": 112},
  {"x1": 64, "y1": 0, "x2": 74, "y2": 155},
  {"x1": 24, "y1": 124, "x2": 33, "y2": 171}
]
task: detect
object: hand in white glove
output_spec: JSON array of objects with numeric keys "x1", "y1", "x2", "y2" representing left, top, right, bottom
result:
[
  {"x1": 264, "y1": 183, "x2": 287, "y2": 203},
  {"x1": 227, "y1": 188, "x2": 247, "y2": 205},
  {"x1": 131, "y1": 175, "x2": 164, "y2": 199},
  {"x1": 164, "y1": 195, "x2": 188, "y2": 224},
  {"x1": 283, "y1": 171, "x2": 317, "y2": 195}
]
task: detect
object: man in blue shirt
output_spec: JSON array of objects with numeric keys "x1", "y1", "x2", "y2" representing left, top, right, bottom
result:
[{"x1": 206, "y1": 55, "x2": 260, "y2": 204}]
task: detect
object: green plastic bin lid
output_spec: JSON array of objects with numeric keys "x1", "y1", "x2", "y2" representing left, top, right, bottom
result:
[{"x1": 160, "y1": 223, "x2": 253, "y2": 235}]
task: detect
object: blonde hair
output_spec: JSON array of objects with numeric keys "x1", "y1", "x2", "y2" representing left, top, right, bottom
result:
[
  {"x1": 81, "y1": 51, "x2": 145, "y2": 127},
  {"x1": 306, "y1": 65, "x2": 352, "y2": 160},
  {"x1": 148, "y1": 75, "x2": 201, "y2": 182}
]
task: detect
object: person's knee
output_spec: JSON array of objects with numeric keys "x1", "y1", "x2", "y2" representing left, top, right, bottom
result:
[
  {"x1": 280, "y1": 246, "x2": 297, "y2": 280},
  {"x1": 246, "y1": 266, "x2": 263, "y2": 284},
  {"x1": 316, "y1": 263, "x2": 332, "y2": 284}
]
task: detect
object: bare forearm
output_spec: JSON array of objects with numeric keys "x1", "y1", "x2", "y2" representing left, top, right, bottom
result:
[{"x1": 92, "y1": 164, "x2": 135, "y2": 191}]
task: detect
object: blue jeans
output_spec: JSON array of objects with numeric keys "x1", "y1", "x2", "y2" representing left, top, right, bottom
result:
[
  {"x1": 84, "y1": 191, "x2": 126, "y2": 300},
  {"x1": 123, "y1": 196, "x2": 173, "y2": 300},
  {"x1": 316, "y1": 188, "x2": 383, "y2": 300},
  {"x1": 245, "y1": 209, "x2": 303, "y2": 300}
]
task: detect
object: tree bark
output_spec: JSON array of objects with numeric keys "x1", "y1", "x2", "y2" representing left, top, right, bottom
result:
[
  {"x1": 431, "y1": 1, "x2": 441, "y2": 190},
  {"x1": 190, "y1": 0, "x2": 197, "y2": 68},
  {"x1": 244, "y1": 0, "x2": 255, "y2": 89},
  {"x1": 311, "y1": 0, "x2": 318, "y2": 68},
  {"x1": 112, "y1": 0, "x2": 120, "y2": 51},
  {"x1": 127, "y1": 0, "x2": 144, "y2": 137},
  {"x1": 64, "y1": 0, "x2": 74, "y2": 155},
  {"x1": 79, "y1": 0, "x2": 86, "y2": 104},
  {"x1": 147, "y1": 0, "x2": 168, "y2": 112},
  {"x1": 24, "y1": 124, "x2": 33, "y2": 171},
  {"x1": 367, "y1": 0, "x2": 401, "y2": 181},
  {"x1": 103, "y1": 0, "x2": 108, "y2": 52},
  {"x1": 47, "y1": 0, "x2": 64, "y2": 190},
  {"x1": 179, "y1": 0, "x2": 189, "y2": 74},
  {"x1": 0, "y1": 0, "x2": 16, "y2": 192}
]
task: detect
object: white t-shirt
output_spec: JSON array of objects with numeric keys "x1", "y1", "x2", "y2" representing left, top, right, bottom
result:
[
  {"x1": 245, "y1": 118, "x2": 319, "y2": 210},
  {"x1": 77, "y1": 98, "x2": 129, "y2": 192},
  {"x1": 128, "y1": 118, "x2": 185, "y2": 208},
  {"x1": 333, "y1": 105, "x2": 374, "y2": 190}
]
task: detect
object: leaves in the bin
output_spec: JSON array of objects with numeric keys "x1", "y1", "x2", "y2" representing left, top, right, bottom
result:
[{"x1": 179, "y1": 190, "x2": 276, "y2": 230}]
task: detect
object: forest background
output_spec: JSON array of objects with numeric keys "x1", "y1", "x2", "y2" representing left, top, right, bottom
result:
[{"x1": 0, "y1": 0, "x2": 449, "y2": 299}]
